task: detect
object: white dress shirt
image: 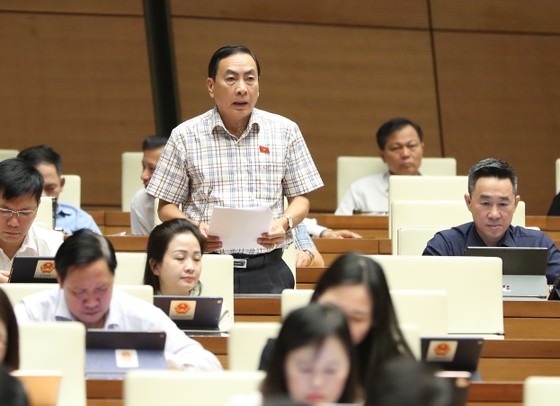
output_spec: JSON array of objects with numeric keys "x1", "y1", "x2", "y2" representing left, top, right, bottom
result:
[
  {"x1": 0, "y1": 224, "x2": 63, "y2": 272},
  {"x1": 14, "y1": 287, "x2": 222, "y2": 371},
  {"x1": 130, "y1": 188, "x2": 155, "y2": 236},
  {"x1": 335, "y1": 172, "x2": 390, "y2": 216}
]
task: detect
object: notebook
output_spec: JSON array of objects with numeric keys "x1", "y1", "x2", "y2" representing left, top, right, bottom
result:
[
  {"x1": 9, "y1": 256, "x2": 58, "y2": 283},
  {"x1": 85, "y1": 330, "x2": 167, "y2": 378},
  {"x1": 153, "y1": 295, "x2": 223, "y2": 332},
  {"x1": 421, "y1": 337, "x2": 484, "y2": 381},
  {"x1": 11, "y1": 370, "x2": 62, "y2": 406},
  {"x1": 465, "y1": 246, "x2": 549, "y2": 298}
]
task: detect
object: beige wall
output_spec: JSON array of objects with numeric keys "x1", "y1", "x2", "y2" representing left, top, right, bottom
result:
[{"x1": 1, "y1": 0, "x2": 559, "y2": 213}]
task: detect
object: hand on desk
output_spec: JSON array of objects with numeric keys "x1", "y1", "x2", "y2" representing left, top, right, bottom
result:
[
  {"x1": 257, "y1": 218, "x2": 286, "y2": 250},
  {"x1": 321, "y1": 229, "x2": 362, "y2": 239},
  {"x1": 0, "y1": 270, "x2": 9, "y2": 283}
]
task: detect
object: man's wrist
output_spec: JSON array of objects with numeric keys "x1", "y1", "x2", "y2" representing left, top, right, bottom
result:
[
  {"x1": 319, "y1": 228, "x2": 332, "y2": 237},
  {"x1": 302, "y1": 249, "x2": 315, "y2": 261}
]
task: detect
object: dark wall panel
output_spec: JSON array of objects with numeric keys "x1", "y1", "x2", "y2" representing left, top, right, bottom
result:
[{"x1": 434, "y1": 32, "x2": 560, "y2": 213}]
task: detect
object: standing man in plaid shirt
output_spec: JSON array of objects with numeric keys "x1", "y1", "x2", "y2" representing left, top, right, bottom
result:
[{"x1": 147, "y1": 45, "x2": 323, "y2": 293}]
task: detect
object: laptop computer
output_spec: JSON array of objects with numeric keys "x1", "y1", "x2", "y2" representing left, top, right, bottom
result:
[
  {"x1": 9, "y1": 256, "x2": 58, "y2": 283},
  {"x1": 153, "y1": 295, "x2": 223, "y2": 333},
  {"x1": 465, "y1": 246, "x2": 549, "y2": 298},
  {"x1": 421, "y1": 337, "x2": 484, "y2": 381},
  {"x1": 85, "y1": 330, "x2": 167, "y2": 378}
]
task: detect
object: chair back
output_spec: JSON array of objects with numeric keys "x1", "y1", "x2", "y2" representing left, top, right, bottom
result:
[
  {"x1": 397, "y1": 227, "x2": 449, "y2": 255},
  {"x1": 524, "y1": 376, "x2": 560, "y2": 406},
  {"x1": 122, "y1": 152, "x2": 144, "y2": 211},
  {"x1": 117, "y1": 285, "x2": 153, "y2": 303},
  {"x1": 280, "y1": 289, "x2": 313, "y2": 319},
  {"x1": 282, "y1": 242, "x2": 297, "y2": 281},
  {"x1": 0, "y1": 283, "x2": 58, "y2": 306},
  {"x1": 228, "y1": 322, "x2": 281, "y2": 371},
  {"x1": 0, "y1": 149, "x2": 19, "y2": 161},
  {"x1": 399, "y1": 323, "x2": 421, "y2": 360},
  {"x1": 58, "y1": 174, "x2": 81, "y2": 207},
  {"x1": 391, "y1": 289, "x2": 448, "y2": 336},
  {"x1": 115, "y1": 252, "x2": 147, "y2": 285},
  {"x1": 125, "y1": 370, "x2": 265, "y2": 406},
  {"x1": 35, "y1": 196, "x2": 56, "y2": 230},
  {"x1": 19, "y1": 322, "x2": 86, "y2": 406},
  {"x1": 390, "y1": 200, "x2": 526, "y2": 253},
  {"x1": 337, "y1": 156, "x2": 457, "y2": 204},
  {"x1": 200, "y1": 254, "x2": 235, "y2": 319},
  {"x1": 370, "y1": 255, "x2": 504, "y2": 335}
]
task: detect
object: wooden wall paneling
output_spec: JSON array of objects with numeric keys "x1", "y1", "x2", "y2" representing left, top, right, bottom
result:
[
  {"x1": 170, "y1": 0, "x2": 430, "y2": 29},
  {"x1": 434, "y1": 32, "x2": 560, "y2": 214},
  {"x1": 171, "y1": 18, "x2": 440, "y2": 211},
  {"x1": 0, "y1": 8, "x2": 154, "y2": 207},
  {"x1": 0, "y1": 0, "x2": 143, "y2": 15},
  {"x1": 430, "y1": 0, "x2": 560, "y2": 34}
]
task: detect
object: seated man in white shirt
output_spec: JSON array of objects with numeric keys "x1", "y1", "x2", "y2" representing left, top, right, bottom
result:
[
  {"x1": 0, "y1": 158, "x2": 63, "y2": 283},
  {"x1": 130, "y1": 135, "x2": 168, "y2": 236},
  {"x1": 14, "y1": 229, "x2": 222, "y2": 371},
  {"x1": 335, "y1": 117, "x2": 425, "y2": 215}
]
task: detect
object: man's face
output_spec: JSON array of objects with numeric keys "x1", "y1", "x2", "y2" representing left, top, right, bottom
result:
[
  {"x1": 465, "y1": 176, "x2": 520, "y2": 246},
  {"x1": 60, "y1": 258, "x2": 114, "y2": 329},
  {"x1": 36, "y1": 163, "x2": 64, "y2": 198},
  {"x1": 379, "y1": 125, "x2": 424, "y2": 175},
  {"x1": 0, "y1": 193, "x2": 38, "y2": 248},
  {"x1": 206, "y1": 53, "x2": 259, "y2": 131},
  {"x1": 141, "y1": 147, "x2": 164, "y2": 188}
]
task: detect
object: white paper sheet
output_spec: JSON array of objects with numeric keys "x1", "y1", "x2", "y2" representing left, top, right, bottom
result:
[{"x1": 208, "y1": 206, "x2": 273, "y2": 250}]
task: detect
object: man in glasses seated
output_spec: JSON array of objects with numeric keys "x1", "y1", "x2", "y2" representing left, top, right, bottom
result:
[{"x1": 0, "y1": 158, "x2": 63, "y2": 283}]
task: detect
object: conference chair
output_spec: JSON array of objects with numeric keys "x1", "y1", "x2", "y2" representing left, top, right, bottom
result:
[
  {"x1": 0, "y1": 148, "x2": 18, "y2": 161},
  {"x1": 280, "y1": 288, "x2": 313, "y2": 319},
  {"x1": 524, "y1": 376, "x2": 560, "y2": 406},
  {"x1": 199, "y1": 254, "x2": 235, "y2": 319},
  {"x1": 121, "y1": 152, "x2": 143, "y2": 212},
  {"x1": 391, "y1": 290, "x2": 448, "y2": 337},
  {"x1": 387, "y1": 175, "x2": 467, "y2": 239},
  {"x1": 390, "y1": 200, "x2": 526, "y2": 253},
  {"x1": 370, "y1": 255, "x2": 503, "y2": 336},
  {"x1": 337, "y1": 156, "x2": 457, "y2": 204},
  {"x1": 556, "y1": 158, "x2": 560, "y2": 194},
  {"x1": 281, "y1": 242, "x2": 297, "y2": 282},
  {"x1": 228, "y1": 322, "x2": 281, "y2": 371},
  {"x1": 114, "y1": 252, "x2": 147, "y2": 285},
  {"x1": 118, "y1": 285, "x2": 153, "y2": 303},
  {"x1": 400, "y1": 323, "x2": 421, "y2": 360},
  {"x1": 397, "y1": 227, "x2": 450, "y2": 255},
  {"x1": 19, "y1": 322, "x2": 86, "y2": 406},
  {"x1": 124, "y1": 370, "x2": 265, "y2": 406},
  {"x1": 35, "y1": 196, "x2": 56, "y2": 230},
  {"x1": 57, "y1": 174, "x2": 81, "y2": 207}
]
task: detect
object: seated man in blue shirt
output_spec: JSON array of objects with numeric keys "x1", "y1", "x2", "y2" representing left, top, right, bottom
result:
[
  {"x1": 14, "y1": 229, "x2": 222, "y2": 371},
  {"x1": 423, "y1": 157, "x2": 560, "y2": 284},
  {"x1": 18, "y1": 145, "x2": 101, "y2": 235}
]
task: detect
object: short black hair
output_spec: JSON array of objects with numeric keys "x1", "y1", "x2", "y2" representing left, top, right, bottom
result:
[
  {"x1": 0, "y1": 158, "x2": 43, "y2": 203},
  {"x1": 55, "y1": 229, "x2": 117, "y2": 282},
  {"x1": 0, "y1": 289, "x2": 19, "y2": 371},
  {"x1": 18, "y1": 145, "x2": 63, "y2": 176},
  {"x1": 468, "y1": 158, "x2": 518, "y2": 195},
  {"x1": 376, "y1": 117, "x2": 423, "y2": 150},
  {"x1": 142, "y1": 135, "x2": 168, "y2": 151},
  {"x1": 0, "y1": 365, "x2": 29, "y2": 406},
  {"x1": 208, "y1": 45, "x2": 261, "y2": 80}
]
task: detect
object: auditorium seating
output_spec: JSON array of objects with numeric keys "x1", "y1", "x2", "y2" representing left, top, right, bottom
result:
[
  {"x1": 524, "y1": 376, "x2": 560, "y2": 406},
  {"x1": 337, "y1": 156, "x2": 457, "y2": 204},
  {"x1": 124, "y1": 370, "x2": 265, "y2": 406},
  {"x1": 227, "y1": 322, "x2": 281, "y2": 371},
  {"x1": 58, "y1": 174, "x2": 82, "y2": 207},
  {"x1": 121, "y1": 152, "x2": 143, "y2": 212},
  {"x1": 19, "y1": 322, "x2": 86, "y2": 406}
]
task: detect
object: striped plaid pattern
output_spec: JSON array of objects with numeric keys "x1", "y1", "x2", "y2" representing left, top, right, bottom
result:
[{"x1": 147, "y1": 107, "x2": 323, "y2": 254}]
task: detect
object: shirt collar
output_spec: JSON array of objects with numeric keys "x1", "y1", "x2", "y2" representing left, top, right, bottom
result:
[{"x1": 211, "y1": 107, "x2": 260, "y2": 139}]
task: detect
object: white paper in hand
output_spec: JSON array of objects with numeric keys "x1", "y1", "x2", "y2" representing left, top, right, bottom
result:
[{"x1": 208, "y1": 206, "x2": 273, "y2": 250}]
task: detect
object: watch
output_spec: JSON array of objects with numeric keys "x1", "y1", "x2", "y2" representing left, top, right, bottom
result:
[
  {"x1": 284, "y1": 215, "x2": 293, "y2": 231},
  {"x1": 302, "y1": 249, "x2": 315, "y2": 261}
]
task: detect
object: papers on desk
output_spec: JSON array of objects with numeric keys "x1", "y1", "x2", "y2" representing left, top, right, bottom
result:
[{"x1": 208, "y1": 206, "x2": 273, "y2": 250}]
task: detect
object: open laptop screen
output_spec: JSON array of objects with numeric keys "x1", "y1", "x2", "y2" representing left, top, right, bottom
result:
[
  {"x1": 153, "y1": 295, "x2": 223, "y2": 332},
  {"x1": 9, "y1": 256, "x2": 58, "y2": 283},
  {"x1": 465, "y1": 246, "x2": 548, "y2": 276}
]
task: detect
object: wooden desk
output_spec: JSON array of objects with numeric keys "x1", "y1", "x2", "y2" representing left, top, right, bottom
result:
[{"x1": 313, "y1": 238, "x2": 380, "y2": 265}]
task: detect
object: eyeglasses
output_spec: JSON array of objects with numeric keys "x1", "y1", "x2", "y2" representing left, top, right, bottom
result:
[{"x1": 0, "y1": 207, "x2": 37, "y2": 219}]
